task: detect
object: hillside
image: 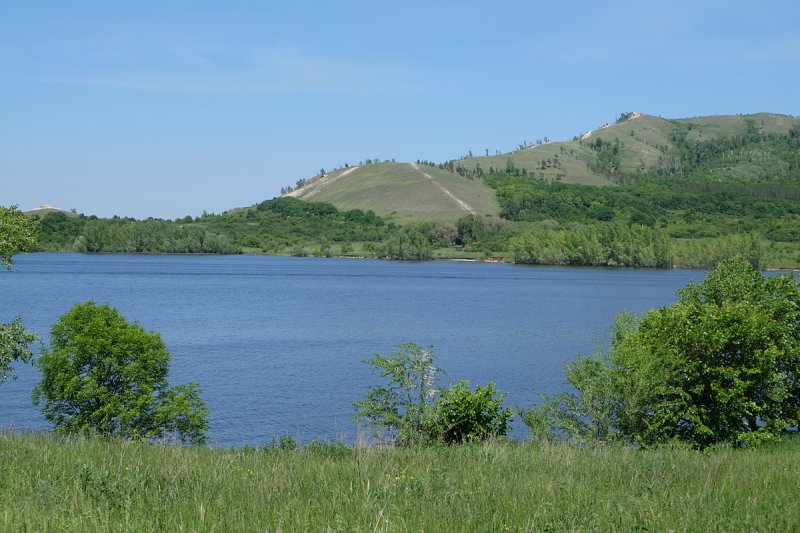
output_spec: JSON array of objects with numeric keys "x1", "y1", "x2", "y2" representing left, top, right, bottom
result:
[
  {"x1": 458, "y1": 112, "x2": 800, "y2": 184},
  {"x1": 286, "y1": 162, "x2": 499, "y2": 222},
  {"x1": 284, "y1": 113, "x2": 800, "y2": 219}
]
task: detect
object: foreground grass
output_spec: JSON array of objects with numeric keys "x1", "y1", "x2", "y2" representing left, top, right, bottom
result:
[{"x1": 2, "y1": 433, "x2": 799, "y2": 532}]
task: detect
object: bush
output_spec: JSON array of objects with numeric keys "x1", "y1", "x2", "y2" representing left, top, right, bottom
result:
[
  {"x1": 355, "y1": 343, "x2": 511, "y2": 445},
  {"x1": 34, "y1": 302, "x2": 208, "y2": 444},
  {"x1": 523, "y1": 257, "x2": 800, "y2": 449},
  {"x1": 354, "y1": 343, "x2": 440, "y2": 446},
  {"x1": 427, "y1": 380, "x2": 512, "y2": 443},
  {"x1": 1, "y1": 206, "x2": 39, "y2": 387}
]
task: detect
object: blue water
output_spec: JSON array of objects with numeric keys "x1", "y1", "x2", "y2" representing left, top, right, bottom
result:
[{"x1": 0, "y1": 253, "x2": 706, "y2": 445}]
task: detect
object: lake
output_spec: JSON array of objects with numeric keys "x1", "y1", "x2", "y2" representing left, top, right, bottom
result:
[{"x1": 0, "y1": 253, "x2": 707, "y2": 445}]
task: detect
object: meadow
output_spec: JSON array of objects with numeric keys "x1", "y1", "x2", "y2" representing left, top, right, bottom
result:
[{"x1": 2, "y1": 432, "x2": 798, "y2": 532}]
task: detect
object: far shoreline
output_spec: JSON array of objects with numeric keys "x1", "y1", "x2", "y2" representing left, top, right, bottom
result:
[{"x1": 15, "y1": 250, "x2": 800, "y2": 273}]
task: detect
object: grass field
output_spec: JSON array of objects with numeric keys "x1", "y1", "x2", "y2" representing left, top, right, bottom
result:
[
  {"x1": 2, "y1": 432, "x2": 799, "y2": 531},
  {"x1": 289, "y1": 162, "x2": 499, "y2": 222}
]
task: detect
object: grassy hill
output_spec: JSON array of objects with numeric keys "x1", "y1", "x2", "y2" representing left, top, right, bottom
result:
[
  {"x1": 284, "y1": 113, "x2": 800, "y2": 219},
  {"x1": 286, "y1": 162, "x2": 499, "y2": 222},
  {"x1": 458, "y1": 112, "x2": 800, "y2": 183}
]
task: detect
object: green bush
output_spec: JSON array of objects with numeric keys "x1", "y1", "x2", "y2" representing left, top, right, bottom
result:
[
  {"x1": 354, "y1": 343, "x2": 440, "y2": 446},
  {"x1": 523, "y1": 257, "x2": 800, "y2": 449},
  {"x1": 355, "y1": 343, "x2": 511, "y2": 445},
  {"x1": 427, "y1": 380, "x2": 512, "y2": 443},
  {"x1": 34, "y1": 302, "x2": 209, "y2": 444}
]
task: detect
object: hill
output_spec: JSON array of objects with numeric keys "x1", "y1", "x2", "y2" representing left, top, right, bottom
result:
[
  {"x1": 24, "y1": 204, "x2": 74, "y2": 216},
  {"x1": 286, "y1": 162, "x2": 499, "y2": 222},
  {"x1": 284, "y1": 113, "x2": 800, "y2": 219},
  {"x1": 457, "y1": 112, "x2": 800, "y2": 184}
]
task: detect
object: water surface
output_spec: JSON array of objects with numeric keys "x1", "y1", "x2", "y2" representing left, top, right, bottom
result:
[{"x1": 0, "y1": 253, "x2": 706, "y2": 445}]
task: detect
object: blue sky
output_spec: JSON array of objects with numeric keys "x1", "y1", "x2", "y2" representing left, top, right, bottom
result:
[{"x1": 2, "y1": 0, "x2": 799, "y2": 218}]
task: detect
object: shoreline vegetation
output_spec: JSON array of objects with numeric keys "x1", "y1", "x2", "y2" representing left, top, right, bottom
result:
[
  {"x1": 26, "y1": 175, "x2": 800, "y2": 270},
  {"x1": 19, "y1": 248, "x2": 800, "y2": 272}
]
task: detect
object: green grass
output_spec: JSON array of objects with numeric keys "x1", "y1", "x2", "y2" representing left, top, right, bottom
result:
[
  {"x1": 290, "y1": 162, "x2": 499, "y2": 222},
  {"x1": 459, "y1": 112, "x2": 800, "y2": 185},
  {"x1": 3, "y1": 432, "x2": 799, "y2": 531}
]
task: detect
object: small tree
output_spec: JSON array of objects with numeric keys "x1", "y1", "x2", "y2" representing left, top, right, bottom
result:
[
  {"x1": 354, "y1": 343, "x2": 440, "y2": 445},
  {"x1": 355, "y1": 343, "x2": 512, "y2": 445},
  {"x1": 0, "y1": 206, "x2": 39, "y2": 386},
  {"x1": 523, "y1": 257, "x2": 800, "y2": 448},
  {"x1": 0, "y1": 318, "x2": 37, "y2": 385},
  {"x1": 0, "y1": 205, "x2": 37, "y2": 267},
  {"x1": 34, "y1": 302, "x2": 208, "y2": 444}
]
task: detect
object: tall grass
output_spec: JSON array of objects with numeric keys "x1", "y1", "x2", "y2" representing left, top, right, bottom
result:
[{"x1": 2, "y1": 432, "x2": 798, "y2": 531}]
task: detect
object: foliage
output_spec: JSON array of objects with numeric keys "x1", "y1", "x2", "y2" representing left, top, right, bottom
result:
[
  {"x1": 0, "y1": 317, "x2": 38, "y2": 385},
  {"x1": 354, "y1": 343, "x2": 440, "y2": 445},
  {"x1": 33, "y1": 302, "x2": 208, "y2": 444},
  {"x1": 510, "y1": 222, "x2": 673, "y2": 267},
  {"x1": 35, "y1": 197, "x2": 392, "y2": 255},
  {"x1": 355, "y1": 343, "x2": 512, "y2": 445},
  {"x1": 0, "y1": 205, "x2": 39, "y2": 388},
  {"x1": 375, "y1": 230, "x2": 433, "y2": 260},
  {"x1": 0, "y1": 205, "x2": 37, "y2": 267},
  {"x1": 427, "y1": 380, "x2": 512, "y2": 443},
  {"x1": 523, "y1": 257, "x2": 800, "y2": 448},
  {"x1": 520, "y1": 355, "x2": 619, "y2": 445},
  {"x1": 656, "y1": 121, "x2": 800, "y2": 182}
]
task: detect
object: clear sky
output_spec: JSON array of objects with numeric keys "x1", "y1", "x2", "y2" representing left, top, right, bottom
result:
[{"x1": 2, "y1": 0, "x2": 799, "y2": 219}]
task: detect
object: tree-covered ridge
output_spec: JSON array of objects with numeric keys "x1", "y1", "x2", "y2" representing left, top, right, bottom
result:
[
  {"x1": 654, "y1": 118, "x2": 800, "y2": 181},
  {"x1": 490, "y1": 175, "x2": 800, "y2": 241}
]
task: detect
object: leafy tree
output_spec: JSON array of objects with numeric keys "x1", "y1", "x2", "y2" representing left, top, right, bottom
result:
[
  {"x1": 33, "y1": 302, "x2": 208, "y2": 444},
  {"x1": 355, "y1": 343, "x2": 512, "y2": 445},
  {"x1": 523, "y1": 257, "x2": 800, "y2": 448},
  {"x1": 354, "y1": 343, "x2": 440, "y2": 446},
  {"x1": 0, "y1": 318, "x2": 37, "y2": 386},
  {"x1": 0, "y1": 206, "x2": 39, "y2": 386},
  {"x1": 1, "y1": 205, "x2": 37, "y2": 267}
]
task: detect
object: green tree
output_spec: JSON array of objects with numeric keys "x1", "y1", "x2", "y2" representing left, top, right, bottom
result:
[
  {"x1": 523, "y1": 257, "x2": 800, "y2": 448},
  {"x1": 33, "y1": 302, "x2": 208, "y2": 444},
  {"x1": 1, "y1": 205, "x2": 37, "y2": 267},
  {"x1": 0, "y1": 206, "x2": 39, "y2": 386},
  {"x1": 354, "y1": 343, "x2": 440, "y2": 446},
  {"x1": 0, "y1": 318, "x2": 37, "y2": 386},
  {"x1": 355, "y1": 343, "x2": 512, "y2": 445}
]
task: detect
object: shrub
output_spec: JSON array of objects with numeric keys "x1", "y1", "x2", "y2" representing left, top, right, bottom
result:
[
  {"x1": 523, "y1": 257, "x2": 800, "y2": 449},
  {"x1": 427, "y1": 380, "x2": 512, "y2": 443},
  {"x1": 355, "y1": 343, "x2": 512, "y2": 445},
  {"x1": 34, "y1": 302, "x2": 208, "y2": 444},
  {"x1": 354, "y1": 343, "x2": 440, "y2": 446}
]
